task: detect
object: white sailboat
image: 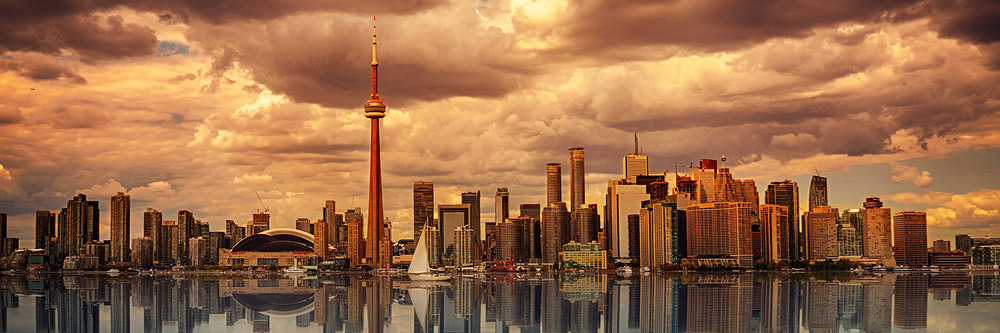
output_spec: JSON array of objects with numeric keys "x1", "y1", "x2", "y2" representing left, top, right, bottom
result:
[{"x1": 408, "y1": 227, "x2": 451, "y2": 281}]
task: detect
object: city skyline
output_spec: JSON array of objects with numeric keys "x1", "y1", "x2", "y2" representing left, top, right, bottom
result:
[{"x1": 2, "y1": 2, "x2": 1000, "y2": 247}]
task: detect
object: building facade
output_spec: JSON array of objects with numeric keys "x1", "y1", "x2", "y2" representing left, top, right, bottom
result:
[
  {"x1": 808, "y1": 175, "x2": 828, "y2": 211},
  {"x1": 638, "y1": 202, "x2": 677, "y2": 269},
  {"x1": 413, "y1": 181, "x2": 434, "y2": 243},
  {"x1": 765, "y1": 180, "x2": 800, "y2": 261},
  {"x1": 759, "y1": 204, "x2": 789, "y2": 263},
  {"x1": 893, "y1": 211, "x2": 928, "y2": 267},
  {"x1": 685, "y1": 201, "x2": 754, "y2": 267},
  {"x1": 803, "y1": 206, "x2": 839, "y2": 261},
  {"x1": 569, "y1": 147, "x2": 585, "y2": 212},
  {"x1": 110, "y1": 192, "x2": 131, "y2": 263},
  {"x1": 546, "y1": 163, "x2": 562, "y2": 206},
  {"x1": 862, "y1": 197, "x2": 893, "y2": 260},
  {"x1": 542, "y1": 202, "x2": 571, "y2": 263}
]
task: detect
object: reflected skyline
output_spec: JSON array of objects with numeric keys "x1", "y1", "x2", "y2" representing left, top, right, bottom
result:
[{"x1": 0, "y1": 273, "x2": 998, "y2": 332}]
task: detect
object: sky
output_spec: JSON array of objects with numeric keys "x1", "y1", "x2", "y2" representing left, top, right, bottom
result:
[{"x1": 1, "y1": 0, "x2": 999, "y2": 247}]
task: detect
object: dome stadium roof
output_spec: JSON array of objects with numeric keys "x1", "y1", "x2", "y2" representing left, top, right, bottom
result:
[{"x1": 232, "y1": 228, "x2": 330, "y2": 252}]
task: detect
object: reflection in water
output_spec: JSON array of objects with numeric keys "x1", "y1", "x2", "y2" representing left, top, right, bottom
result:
[{"x1": 0, "y1": 272, "x2": 997, "y2": 332}]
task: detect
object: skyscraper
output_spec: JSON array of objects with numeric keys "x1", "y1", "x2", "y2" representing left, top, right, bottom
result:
[
  {"x1": 323, "y1": 200, "x2": 337, "y2": 246},
  {"x1": 765, "y1": 180, "x2": 800, "y2": 260},
  {"x1": 809, "y1": 175, "x2": 828, "y2": 210},
  {"x1": 439, "y1": 204, "x2": 471, "y2": 265},
  {"x1": 608, "y1": 180, "x2": 649, "y2": 259},
  {"x1": 546, "y1": 163, "x2": 562, "y2": 206},
  {"x1": 571, "y1": 204, "x2": 599, "y2": 244},
  {"x1": 65, "y1": 194, "x2": 98, "y2": 256},
  {"x1": 692, "y1": 159, "x2": 718, "y2": 203},
  {"x1": 454, "y1": 225, "x2": 477, "y2": 267},
  {"x1": 638, "y1": 202, "x2": 678, "y2": 269},
  {"x1": 803, "y1": 206, "x2": 838, "y2": 261},
  {"x1": 759, "y1": 204, "x2": 789, "y2": 263},
  {"x1": 131, "y1": 237, "x2": 153, "y2": 268},
  {"x1": 347, "y1": 217, "x2": 363, "y2": 266},
  {"x1": 542, "y1": 202, "x2": 570, "y2": 263},
  {"x1": 295, "y1": 218, "x2": 312, "y2": 233},
  {"x1": 686, "y1": 201, "x2": 754, "y2": 267},
  {"x1": 838, "y1": 209, "x2": 863, "y2": 256},
  {"x1": 461, "y1": 190, "x2": 482, "y2": 241},
  {"x1": 315, "y1": 218, "x2": 329, "y2": 261},
  {"x1": 893, "y1": 211, "x2": 928, "y2": 267},
  {"x1": 494, "y1": 187, "x2": 509, "y2": 223},
  {"x1": 623, "y1": 134, "x2": 648, "y2": 180},
  {"x1": 862, "y1": 197, "x2": 893, "y2": 260},
  {"x1": 250, "y1": 212, "x2": 269, "y2": 235},
  {"x1": 177, "y1": 210, "x2": 194, "y2": 265},
  {"x1": 35, "y1": 211, "x2": 55, "y2": 251},
  {"x1": 569, "y1": 147, "x2": 585, "y2": 212},
  {"x1": 413, "y1": 181, "x2": 434, "y2": 241},
  {"x1": 110, "y1": 192, "x2": 131, "y2": 263},
  {"x1": 364, "y1": 18, "x2": 389, "y2": 268}
]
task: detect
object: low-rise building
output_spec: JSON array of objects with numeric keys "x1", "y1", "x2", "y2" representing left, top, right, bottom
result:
[{"x1": 559, "y1": 241, "x2": 607, "y2": 270}]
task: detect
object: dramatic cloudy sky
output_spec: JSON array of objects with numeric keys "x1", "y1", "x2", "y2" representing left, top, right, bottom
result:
[{"x1": 1, "y1": 0, "x2": 999, "y2": 247}]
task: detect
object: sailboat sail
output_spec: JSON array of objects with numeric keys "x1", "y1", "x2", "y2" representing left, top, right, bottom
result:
[
  {"x1": 408, "y1": 229, "x2": 430, "y2": 274},
  {"x1": 409, "y1": 287, "x2": 429, "y2": 330}
]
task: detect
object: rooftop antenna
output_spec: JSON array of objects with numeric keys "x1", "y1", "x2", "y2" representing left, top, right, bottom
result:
[
  {"x1": 634, "y1": 132, "x2": 639, "y2": 155},
  {"x1": 814, "y1": 167, "x2": 821, "y2": 176}
]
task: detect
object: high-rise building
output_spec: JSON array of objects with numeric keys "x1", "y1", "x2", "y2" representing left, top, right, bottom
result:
[
  {"x1": 520, "y1": 203, "x2": 541, "y2": 221},
  {"x1": 686, "y1": 201, "x2": 754, "y2": 267},
  {"x1": 86, "y1": 200, "x2": 99, "y2": 243},
  {"x1": 546, "y1": 163, "x2": 562, "y2": 206},
  {"x1": 692, "y1": 159, "x2": 718, "y2": 203},
  {"x1": 494, "y1": 187, "x2": 509, "y2": 223},
  {"x1": 932, "y1": 239, "x2": 951, "y2": 251},
  {"x1": 638, "y1": 202, "x2": 678, "y2": 269},
  {"x1": 861, "y1": 197, "x2": 893, "y2": 260},
  {"x1": 35, "y1": 211, "x2": 55, "y2": 251},
  {"x1": 809, "y1": 175, "x2": 828, "y2": 211},
  {"x1": 497, "y1": 217, "x2": 530, "y2": 262},
  {"x1": 893, "y1": 211, "x2": 928, "y2": 267},
  {"x1": 461, "y1": 190, "x2": 482, "y2": 241},
  {"x1": 250, "y1": 212, "x2": 269, "y2": 235},
  {"x1": 110, "y1": 192, "x2": 131, "y2": 263},
  {"x1": 295, "y1": 218, "x2": 311, "y2": 233},
  {"x1": 425, "y1": 225, "x2": 442, "y2": 267},
  {"x1": 346, "y1": 217, "x2": 363, "y2": 266},
  {"x1": 838, "y1": 209, "x2": 863, "y2": 256},
  {"x1": 571, "y1": 204, "x2": 599, "y2": 244},
  {"x1": 363, "y1": 19, "x2": 388, "y2": 269},
  {"x1": 207, "y1": 231, "x2": 224, "y2": 265},
  {"x1": 413, "y1": 181, "x2": 434, "y2": 241},
  {"x1": 131, "y1": 237, "x2": 153, "y2": 268},
  {"x1": 64, "y1": 194, "x2": 99, "y2": 256},
  {"x1": 323, "y1": 200, "x2": 337, "y2": 247},
  {"x1": 314, "y1": 218, "x2": 329, "y2": 261},
  {"x1": 454, "y1": 225, "x2": 477, "y2": 267},
  {"x1": 759, "y1": 204, "x2": 789, "y2": 263},
  {"x1": 607, "y1": 180, "x2": 649, "y2": 258},
  {"x1": 438, "y1": 204, "x2": 471, "y2": 265},
  {"x1": 189, "y1": 237, "x2": 207, "y2": 267},
  {"x1": 542, "y1": 202, "x2": 571, "y2": 263},
  {"x1": 623, "y1": 134, "x2": 648, "y2": 180},
  {"x1": 569, "y1": 147, "x2": 585, "y2": 212},
  {"x1": 765, "y1": 180, "x2": 800, "y2": 261},
  {"x1": 955, "y1": 234, "x2": 972, "y2": 253},
  {"x1": 0, "y1": 212, "x2": 5, "y2": 255},
  {"x1": 177, "y1": 210, "x2": 196, "y2": 265},
  {"x1": 803, "y1": 206, "x2": 839, "y2": 261}
]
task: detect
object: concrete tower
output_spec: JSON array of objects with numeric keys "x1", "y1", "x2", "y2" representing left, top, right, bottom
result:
[{"x1": 364, "y1": 18, "x2": 390, "y2": 268}]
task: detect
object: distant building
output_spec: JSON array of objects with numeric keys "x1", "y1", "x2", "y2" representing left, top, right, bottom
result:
[
  {"x1": 803, "y1": 206, "x2": 839, "y2": 261},
  {"x1": 413, "y1": 181, "x2": 434, "y2": 242},
  {"x1": 462, "y1": 190, "x2": 482, "y2": 242},
  {"x1": 571, "y1": 204, "x2": 599, "y2": 244},
  {"x1": 425, "y1": 225, "x2": 442, "y2": 268},
  {"x1": 607, "y1": 180, "x2": 649, "y2": 259},
  {"x1": 559, "y1": 241, "x2": 607, "y2": 270},
  {"x1": 314, "y1": 219, "x2": 329, "y2": 261},
  {"x1": 623, "y1": 134, "x2": 648, "y2": 180},
  {"x1": 686, "y1": 201, "x2": 754, "y2": 267},
  {"x1": 323, "y1": 200, "x2": 338, "y2": 246},
  {"x1": 893, "y1": 211, "x2": 928, "y2": 267},
  {"x1": 862, "y1": 197, "x2": 893, "y2": 260},
  {"x1": 207, "y1": 232, "x2": 224, "y2": 265},
  {"x1": 110, "y1": 192, "x2": 131, "y2": 264},
  {"x1": 542, "y1": 202, "x2": 571, "y2": 263},
  {"x1": 765, "y1": 180, "x2": 800, "y2": 261},
  {"x1": 454, "y1": 225, "x2": 476, "y2": 267},
  {"x1": 759, "y1": 204, "x2": 789, "y2": 263},
  {"x1": 35, "y1": 211, "x2": 55, "y2": 251},
  {"x1": 295, "y1": 218, "x2": 312, "y2": 234},
  {"x1": 932, "y1": 239, "x2": 951, "y2": 252},
  {"x1": 809, "y1": 175, "x2": 828, "y2": 211},
  {"x1": 190, "y1": 237, "x2": 207, "y2": 267},
  {"x1": 927, "y1": 250, "x2": 970, "y2": 268},
  {"x1": 495, "y1": 187, "x2": 509, "y2": 223},
  {"x1": 438, "y1": 204, "x2": 471, "y2": 265},
  {"x1": 221, "y1": 229, "x2": 328, "y2": 268},
  {"x1": 177, "y1": 210, "x2": 195, "y2": 265},
  {"x1": 569, "y1": 147, "x2": 585, "y2": 212},
  {"x1": 638, "y1": 202, "x2": 678, "y2": 269},
  {"x1": 346, "y1": 218, "x2": 364, "y2": 266},
  {"x1": 144, "y1": 208, "x2": 163, "y2": 262},
  {"x1": 692, "y1": 160, "x2": 717, "y2": 203},
  {"x1": 546, "y1": 163, "x2": 562, "y2": 206},
  {"x1": 250, "y1": 212, "x2": 270, "y2": 235},
  {"x1": 971, "y1": 245, "x2": 1000, "y2": 265},
  {"x1": 131, "y1": 237, "x2": 153, "y2": 268},
  {"x1": 838, "y1": 209, "x2": 863, "y2": 257}
]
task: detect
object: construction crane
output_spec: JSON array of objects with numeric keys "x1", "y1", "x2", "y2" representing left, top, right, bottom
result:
[{"x1": 254, "y1": 191, "x2": 269, "y2": 214}]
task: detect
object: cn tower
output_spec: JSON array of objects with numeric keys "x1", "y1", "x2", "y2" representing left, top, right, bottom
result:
[{"x1": 364, "y1": 17, "x2": 389, "y2": 268}]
